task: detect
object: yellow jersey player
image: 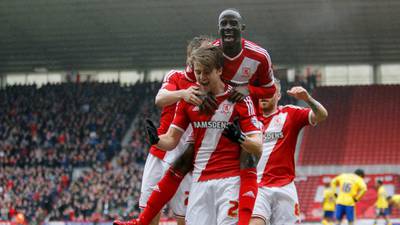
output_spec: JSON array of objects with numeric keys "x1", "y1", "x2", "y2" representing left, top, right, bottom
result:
[
  {"x1": 322, "y1": 182, "x2": 336, "y2": 225},
  {"x1": 374, "y1": 180, "x2": 391, "y2": 225},
  {"x1": 331, "y1": 169, "x2": 367, "y2": 225},
  {"x1": 388, "y1": 194, "x2": 400, "y2": 208}
]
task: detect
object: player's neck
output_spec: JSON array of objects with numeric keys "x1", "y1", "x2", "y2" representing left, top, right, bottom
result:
[
  {"x1": 262, "y1": 105, "x2": 278, "y2": 117},
  {"x1": 201, "y1": 80, "x2": 225, "y2": 95},
  {"x1": 223, "y1": 43, "x2": 242, "y2": 58}
]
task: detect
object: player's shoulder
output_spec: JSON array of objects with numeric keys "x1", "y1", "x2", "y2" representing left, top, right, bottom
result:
[
  {"x1": 243, "y1": 39, "x2": 272, "y2": 61},
  {"x1": 281, "y1": 104, "x2": 307, "y2": 113},
  {"x1": 163, "y1": 69, "x2": 184, "y2": 82}
]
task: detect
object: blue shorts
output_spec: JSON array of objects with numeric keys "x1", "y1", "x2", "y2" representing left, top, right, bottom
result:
[
  {"x1": 336, "y1": 204, "x2": 355, "y2": 222},
  {"x1": 324, "y1": 211, "x2": 334, "y2": 218},
  {"x1": 376, "y1": 208, "x2": 389, "y2": 216}
]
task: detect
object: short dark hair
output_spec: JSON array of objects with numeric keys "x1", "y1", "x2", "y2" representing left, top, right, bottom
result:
[
  {"x1": 190, "y1": 46, "x2": 224, "y2": 72},
  {"x1": 354, "y1": 169, "x2": 365, "y2": 178}
]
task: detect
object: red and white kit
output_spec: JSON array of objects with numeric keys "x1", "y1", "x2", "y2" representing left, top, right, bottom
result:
[
  {"x1": 253, "y1": 105, "x2": 316, "y2": 225},
  {"x1": 139, "y1": 70, "x2": 193, "y2": 217},
  {"x1": 171, "y1": 85, "x2": 261, "y2": 225},
  {"x1": 185, "y1": 38, "x2": 274, "y2": 92}
]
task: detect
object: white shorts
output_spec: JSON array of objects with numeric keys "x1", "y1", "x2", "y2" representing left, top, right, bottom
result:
[
  {"x1": 252, "y1": 181, "x2": 300, "y2": 225},
  {"x1": 185, "y1": 176, "x2": 240, "y2": 225},
  {"x1": 139, "y1": 153, "x2": 192, "y2": 217}
]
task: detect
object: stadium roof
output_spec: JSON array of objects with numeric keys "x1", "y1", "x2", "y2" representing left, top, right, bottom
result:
[{"x1": 1, "y1": 0, "x2": 399, "y2": 73}]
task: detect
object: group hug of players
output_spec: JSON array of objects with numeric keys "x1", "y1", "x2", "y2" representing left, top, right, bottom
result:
[
  {"x1": 322, "y1": 171, "x2": 400, "y2": 225},
  {"x1": 114, "y1": 8, "x2": 328, "y2": 225}
]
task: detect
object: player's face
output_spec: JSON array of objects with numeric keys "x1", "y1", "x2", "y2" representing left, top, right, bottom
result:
[
  {"x1": 218, "y1": 14, "x2": 243, "y2": 48},
  {"x1": 193, "y1": 62, "x2": 222, "y2": 88},
  {"x1": 259, "y1": 86, "x2": 281, "y2": 112}
]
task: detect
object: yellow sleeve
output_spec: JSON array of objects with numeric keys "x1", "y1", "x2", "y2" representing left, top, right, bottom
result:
[
  {"x1": 354, "y1": 178, "x2": 367, "y2": 201},
  {"x1": 331, "y1": 176, "x2": 340, "y2": 192}
]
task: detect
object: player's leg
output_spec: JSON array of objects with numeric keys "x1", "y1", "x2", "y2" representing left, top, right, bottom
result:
[
  {"x1": 170, "y1": 173, "x2": 192, "y2": 225},
  {"x1": 269, "y1": 182, "x2": 300, "y2": 225},
  {"x1": 345, "y1": 205, "x2": 355, "y2": 225},
  {"x1": 138, "y1": 144, "x2": 195, "y2": 225},
  {"x1": 216, "y1": 176, "x2": 241, "y2": 225},
  {"x1": 238, "y1": 150, "x2": 259, "y2": 225},
  {"x1": 250, "y1": 186, "x2": 272, "y2": 225},
  {"x1": 139, "y1": 154, "x2": 169, "y2": 225},
  {"x1": 185, "y1": 180, "x2": 216, "y2": 225},
  {"x1": 335, "y1": 204, "x2": 345, "y2": 225}
]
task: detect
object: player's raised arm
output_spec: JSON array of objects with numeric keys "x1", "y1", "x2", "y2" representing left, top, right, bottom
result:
[
  {"x1": 155, "y1": 86, "x2": 203, "y2": 107},
  {"x1": 287, "y1": 86, "x2": 328, "y2": 125}
]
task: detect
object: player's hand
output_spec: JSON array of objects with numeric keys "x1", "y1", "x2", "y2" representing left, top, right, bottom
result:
[
  {"x1": 228, "y1": 87, "x2": 249, "y2": 103},
  {"x1": 199, "y1": 92, "x2": 218, "y2": 115},
  {"x1": 145, "y1": 119, "x2": 160, "y2": 145},
  {"x1": 183, "y1": 86, "x2": 203, "y2": 106},
  {"x1": 287, "y1": 86, "x2": 311, "y2": 102},
  {"x1": 223, "y1": 120, "x2": 245, "y2": 144}
]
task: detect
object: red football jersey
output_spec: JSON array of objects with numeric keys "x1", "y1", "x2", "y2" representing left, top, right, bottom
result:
[
  {"x1": 185, "y1": 38, "x2": 274, "y2": 90},
  {"x1": 171, "y1": 85, "x2": 261, "y2": 182},
  {"x1": 150, "y1": 70, "x2": 194, "y2": 160},
  {"x1": 257, "y1": 105, "x2": 315, "y2": 187}
]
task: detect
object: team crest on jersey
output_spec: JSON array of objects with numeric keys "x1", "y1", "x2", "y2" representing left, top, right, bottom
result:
[
  {"x1": 242, "y1": 67, "x2": 251, "y2": 77},
  {"x1": 192, "y1": 106, "x2": 199, "y2": 111},
  {"x1": 219, "y1": 104, "x2": 233, "y2": 115}
]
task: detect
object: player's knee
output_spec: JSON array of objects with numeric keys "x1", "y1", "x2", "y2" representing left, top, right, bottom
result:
[{"x1": 172, "y1": 144, "x2": 194, "y2": 174}]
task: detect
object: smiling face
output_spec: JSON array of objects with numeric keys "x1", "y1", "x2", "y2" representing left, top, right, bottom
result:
[{"x1": 218, "y1": 9, "x2": 244, "y2": 49}]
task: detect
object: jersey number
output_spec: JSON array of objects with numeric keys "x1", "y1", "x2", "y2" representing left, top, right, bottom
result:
[
  {"x1": 228, "y1": 200, "x2": 239, "y2": 217},
  {"x1": 342, "y1": 183, "x2": 352, "y2": 193}
]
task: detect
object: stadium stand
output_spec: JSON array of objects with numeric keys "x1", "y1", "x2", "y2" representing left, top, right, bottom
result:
[
  {"x1": 299, "y1": 85, "x2": 400, "y2": 165},
  {"x1": 0, "y1": 81, "x2": 160, "y2": 224}
]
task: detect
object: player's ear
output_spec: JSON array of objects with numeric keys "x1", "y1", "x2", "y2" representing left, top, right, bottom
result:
[
  {"x1": 217, "y1": 67, "x2": 223, "y2": 76},
  {"x1": 241, "y1": 23, "x2": 246, "y2": 32}
]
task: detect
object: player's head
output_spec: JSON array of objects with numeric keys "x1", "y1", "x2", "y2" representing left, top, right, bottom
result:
[
  {"x1": 218, "y1": 8, "x2": 245, "y2": 48},
  {"x1": 187, "y1": 35, "x2": 213, "y2": 62},
  {"x1": 354, "y1": 168, "x2": 365, "y2": 178},
  {"x1": 258, "y1": 78, "x2": 281, "y2": 113},
  {"x1": 376, "y1": 179, "x2": 383, "y2": 188},
  {"x1": 190, "y1": 46, "x2": 224, "y2": 87}
]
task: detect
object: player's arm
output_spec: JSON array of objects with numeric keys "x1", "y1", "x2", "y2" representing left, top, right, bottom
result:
[
  {"x1": 145, "y1": 119, "x2": 183, "y2": 151},
  {"x1": 354, "y1": 180, "x2": 367, "y2": 202},
  {"x1": 155, "y1": 127, "x2": 184, "y2": 151},
  {"x1": 330, "y1": 176, "x2": 340, "y2": 194},
  {"x1": 155, "y1": 86, "x2": 203, "y2": 107},
  {"x1": 287, "y1": 86, "x2": 328, "y2": 125},
  {"x1": 239, "y1": 132, "x2": 262, "y2": 157}
]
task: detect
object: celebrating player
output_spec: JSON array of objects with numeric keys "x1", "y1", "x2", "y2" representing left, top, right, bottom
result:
[
  {"x1": 115, "y1": 8, "x2": 276, "y2": 225},
  {"x1": 250, "y1": 80, "x2": 328, "y2": 225},
  {"x1": 331, "y1": 169, "x2": 367, "y2": 225},
  {"x1": 152, "y1": 46, "x2": 262, "y2": 225}
]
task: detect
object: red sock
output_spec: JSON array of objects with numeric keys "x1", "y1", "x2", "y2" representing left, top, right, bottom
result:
[
  {"x1": 139, "y1": 167, "x2": 184, "y2": 225},
  {"x1": 238, "y1": 168, "x2": 258, "y2": 225}
]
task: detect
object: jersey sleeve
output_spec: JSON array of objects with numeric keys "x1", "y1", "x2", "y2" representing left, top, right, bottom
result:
[
  {"x1": 248, "y1": 47, "x2": 276, "y2": 99},
  {"x1": 235, "y1": 96, "x2": 262, "y2": 135},
  {"x1": 288, "y1": 105, "x2": 315, "y2": 128},
  {"x1": 171, "y1": 100, "x2": 190, "y2": 133},
  {"x1": 160, "y1": 70, "x2": 180, "y2": 91}
]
